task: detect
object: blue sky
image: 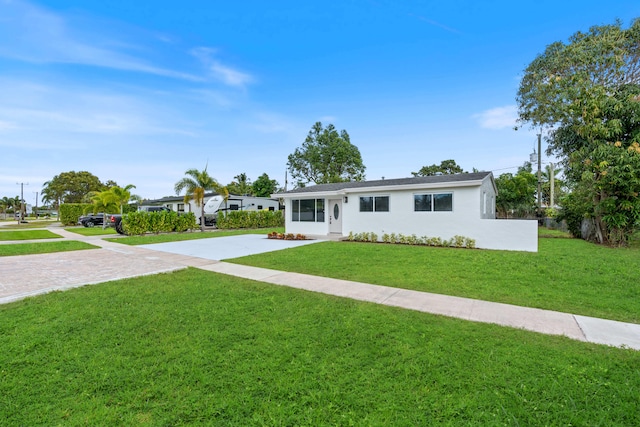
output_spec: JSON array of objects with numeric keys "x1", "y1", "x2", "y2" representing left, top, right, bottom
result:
[{"x1": 2, "y1": 0, "x2": 640, "y2": 204}]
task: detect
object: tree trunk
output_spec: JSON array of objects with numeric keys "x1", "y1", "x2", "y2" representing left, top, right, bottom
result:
[{"x1": 200, "y1": 202, "x2": 205, "y2": 232}]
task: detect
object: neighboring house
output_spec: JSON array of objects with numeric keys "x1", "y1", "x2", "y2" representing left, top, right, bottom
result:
[
  {"x1": 142, "y1": 193, "x2": 280, "y2": 225},
  {"x1": 142, "y1": 192, "x2": 218, "y2": 214},
  {"x1": 275, "y1": 172, "x2": 538, "y2": 252}
]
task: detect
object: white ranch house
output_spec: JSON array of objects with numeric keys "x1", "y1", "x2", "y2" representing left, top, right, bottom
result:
[{"x1": 276, "y1": 172, "x2": 538, "y2": 252}]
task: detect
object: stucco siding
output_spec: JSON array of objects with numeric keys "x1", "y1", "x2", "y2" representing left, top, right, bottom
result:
[{"x1": 279, "y1": 173, "x2": 537, "y2": 252}]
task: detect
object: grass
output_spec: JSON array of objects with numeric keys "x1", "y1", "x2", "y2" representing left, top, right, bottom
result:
[
  {"x1": 64, "y1": 226, "x2": 117, "y2": 236},
  {"x1": 0, "y1": 241, "x2": 99, "y2": 256},
  {"x1": 108, "y1": 227, "x2": 284, "y2": 245},
  {"x1": 0, "y1": 229, "x2": 62, "y2": 240},
  {"x1": 537, "y1": 227, "x2": 572, "y2": 238},
  {"x1": 0, "y1": 219, "x2": 60, "y2": 229},
  {"x1": 1, "y1": 268, "x2": 638, "y2": 426},
  {"x1": 228, "y1": 235, "x2": 640, "y2": 324}
]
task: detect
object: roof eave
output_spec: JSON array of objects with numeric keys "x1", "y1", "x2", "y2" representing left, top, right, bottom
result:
[{"x1": 275, "y1": 178, "x2": 488, "y2": 198}]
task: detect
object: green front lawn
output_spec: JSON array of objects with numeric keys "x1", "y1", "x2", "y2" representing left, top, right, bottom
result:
[
  {"x1": 0, "y1": 241, "x2": 99, "y2": 256},
  {"x1": 108, "y1": 227, "x2": 284, "y2": 245},
  {"x1": 229, "y1": 236, "x2": 640, "y2": 324},
  {"x1": 64, "y1": 226, "x2": 117, "y2": 236},
  {"x1": 1, "y1": 268, "x2": 638, "y2": 426},
  {"x1": 0, "y1": 219, "x2": 60, "y2": 229},
  {"x1": 0, "y1": 229, "x2": 62, "y2": 240}
]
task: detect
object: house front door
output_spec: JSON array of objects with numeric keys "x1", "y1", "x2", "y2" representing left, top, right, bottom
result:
[{"x1": 329, "y1": 199, "x2": 342, "y2": 234}]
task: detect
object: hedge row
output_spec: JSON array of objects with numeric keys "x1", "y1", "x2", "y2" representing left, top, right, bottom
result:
[
  {"x1": 216, "y1": 210, "x2": 284, "y2": 229},
  {"x1": 122, "y1": 211, "x2": 197, "y2": 235},
  {"x1": 347, "y1": 232, "x2": 476, "y2": 249},
  {"x1": 60, "y1": 203, "x2": 92, "y2": 226}
]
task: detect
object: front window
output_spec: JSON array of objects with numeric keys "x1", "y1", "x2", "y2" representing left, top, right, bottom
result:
[
  {"x1": 360, "y1": 196, "x2": 373, "y2": 212},
  {"x1": 434, "y1": 193, "x2": 452, "y2": 211},
  {"x1": 414, "y1": 194, "x2": 432, "y2": 211},
  {"x1": 360, "y1": 196, "x2": 389, "y2": 212},
  {"x1": 292, "y1": 198, "x2": 325, "y2": 222},
  {"x1": 414, "y1": 193, "x2": 453, "y2": 212},
  {"x1": 299, "y1": 199, "x2": 315, "y2": 221}
]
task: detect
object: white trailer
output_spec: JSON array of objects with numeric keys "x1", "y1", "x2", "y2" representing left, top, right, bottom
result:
[{"x1": 201, "y1": 195, "x2": 280, "y2": 226}]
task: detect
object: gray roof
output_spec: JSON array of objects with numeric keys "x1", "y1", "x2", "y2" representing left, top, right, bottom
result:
[
  {"x1": 144, "y1": 192, "x2": 219, "y2": 204},
  {"x1": 278, "y1": 172, "x2": 493, "y2": 195}
]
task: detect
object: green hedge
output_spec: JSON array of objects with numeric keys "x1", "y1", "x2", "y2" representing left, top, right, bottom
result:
[
  {"x1": 60, "y1": 203, "x2": 92, "y2": 226},
  {"x1": 216, "y1": 210, "x2": 284, "y2": 229},
  {"x1": 122, "y1": 212, "x2": 197, "y2": 235}
]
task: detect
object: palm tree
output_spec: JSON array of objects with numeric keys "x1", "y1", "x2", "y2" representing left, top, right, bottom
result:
[
  {"x1": 174, "y1": 166, "x2": 221, "y2": 231},
  {"x1": 41, "y1": 181, "x2": 64, "y2": 219},
  {"x1": 89, "y1": 190, "x2": 119, "y2": 214},
  {"x1": 88, "y1": 184, "x2": 137, "y2": 215},
  {"x1": 111, "y1": 184, "x2": 136, "y2": 214},
  {"x1": 0, "y1": 196, "x2": 11, "y2": 219}
]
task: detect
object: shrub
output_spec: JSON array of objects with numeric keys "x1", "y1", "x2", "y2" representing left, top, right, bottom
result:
[
  {"x1": 452, "y1": 235, "x2": 466, "y2": 248},
  {"x1": 346, "y1": 231, "x2": 476, "y2": 249},
  {"x1": 60, "y1": 203, "x2": 92, "y2": 226},
  {"x1": 216, "y1": 210, "x2": 284, "y2": 229},
  {"x1": 122, "y1": 211, "x2": 197, "y2": 236}
]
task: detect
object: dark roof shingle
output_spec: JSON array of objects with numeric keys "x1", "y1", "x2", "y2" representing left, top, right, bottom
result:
[{"x1": 279, "y1": 172, "x2": 492, "y2": 194}]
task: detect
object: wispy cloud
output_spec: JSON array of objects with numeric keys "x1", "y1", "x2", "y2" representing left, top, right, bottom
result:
[
  {"x1": 0, "y1": 78, "x2": 198, "y2": 142},
  {"x1": 410, "y1": 13, "x2": 461, "y2": 34},
  {"x1": 191, "y1": 47, "x2": 254, "y2": 88},
  {"x1": 0, "y1": 120, "x2": 16, "y2": 130},
  {"x1": 0, "y1": 0, "x2": 202, "y2": 81},
  {"x1": 473, "y1": 105, "x2": 518, "y2": 130}
]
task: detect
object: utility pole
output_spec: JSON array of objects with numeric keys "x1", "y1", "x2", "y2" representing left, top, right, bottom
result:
[
  {"x1": 549, "y1": 163, "x2": 555, "y2": 209},
  {"x1": 537, "y1": 134, "x2": 542, "y2": 218},
  {"x1": 16, "y1": 182, "x2": 29, "y2": 221},
  {"x1": 33, "y1": 191, "x2": 39, "y2": 218}
]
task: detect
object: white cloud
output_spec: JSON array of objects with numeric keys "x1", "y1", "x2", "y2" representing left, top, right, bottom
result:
[
  {"x1": 191, "y1": 47, "x2": 254, "y2": 88},
  {"x1": 0, "y1": 78, "x2": 199, "y2": 141},
  {"x1": 210, "y1": 62, "x2": 253, "y2": 87},
  {"x1": 0, "y1": 120, "x2": 16, "y2": 130},
  {"x1": 473, "y1": 105, "x2": 518, "y2": 130},
  {"x1": 0, "y1": 0, "x2": 201, "y2": 81}
]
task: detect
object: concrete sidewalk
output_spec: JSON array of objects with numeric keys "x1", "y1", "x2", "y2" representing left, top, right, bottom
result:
[{"x1": 1, "y1": 226, "x2": 639, "y2": 351}]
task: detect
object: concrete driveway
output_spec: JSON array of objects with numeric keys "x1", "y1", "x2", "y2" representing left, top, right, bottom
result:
[{"x1": 138, "y1": 234, "x2": 322, "y2": 260}]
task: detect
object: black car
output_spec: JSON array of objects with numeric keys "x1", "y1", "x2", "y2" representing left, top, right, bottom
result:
[{"x1": 78, "y1": 213, "x2": 104, "y2": 227}]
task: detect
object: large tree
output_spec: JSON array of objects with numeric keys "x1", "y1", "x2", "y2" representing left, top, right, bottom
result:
[
  {"x1": 516, "y1": 18, "x2": 640, "y2": 246},
  {"x1": 412, "y1": 159, "x2": 464, "y2": 177},
  {"x1": 174, "y1": 166, "x2": 221, "y2": 231},
  {"x1": 42, "y1": 171, "x2": 105, "y2": 206},
  {"x1": 495, "y1": 163, "x2": 538, "y2": 218},
  {"x1": 287, "y1": 122, "x2": 365, "y2": 185},
  {"x1": 252, "y1": 173, "x2": 279, "y2": 198}
]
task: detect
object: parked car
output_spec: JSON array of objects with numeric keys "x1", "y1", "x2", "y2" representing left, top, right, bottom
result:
[{"x1": 78, "y1": 213, "x2": 104, "y2": 227}]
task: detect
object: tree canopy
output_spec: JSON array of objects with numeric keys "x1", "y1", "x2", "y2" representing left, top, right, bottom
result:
[
  {"x1": 226, "y1": 173, "x2": 252, "y2": 196},
  {"x1": 495, "y1": 163, "x2": 537, "y2": 218},
  {"x1": 252, "y1": 173, "x2": 279, "y2": 197},
  {"x1": 41, "y1": 171, "x2": 107, "y2": 217},
  {"x1": 412, "y1": 159, "x2": 464, "y2": 177},
  {"x1": 516, "y1": 18, "x2": 640, "y2": 246},
  {"x1": 287, "y1": 122, "x2": 366, "y2": 186}
]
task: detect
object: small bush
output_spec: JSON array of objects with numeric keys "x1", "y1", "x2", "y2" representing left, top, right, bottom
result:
[{"x1": 346, "y1": 231, "x2": 476, "y2": 249}]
